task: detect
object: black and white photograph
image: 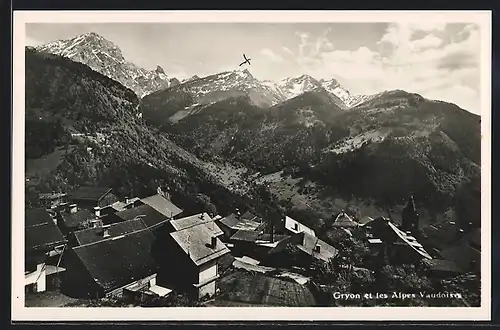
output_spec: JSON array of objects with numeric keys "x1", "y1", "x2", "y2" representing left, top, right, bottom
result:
[{"x1": 12, "y1": 10, "x2": 491, "y2": 321}]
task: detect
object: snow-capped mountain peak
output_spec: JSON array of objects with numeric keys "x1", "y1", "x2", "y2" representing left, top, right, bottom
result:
[
  {"x1": 35, "y1": 32, "x2": 174, "y2": 97},
  {"x1": 277, "y1": 74, "x2": 323, "y2": 99}
]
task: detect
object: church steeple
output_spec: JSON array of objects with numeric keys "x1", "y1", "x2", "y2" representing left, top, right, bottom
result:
[{"x1": 401, "y1": 194, "x2": 419, "y2": 233}]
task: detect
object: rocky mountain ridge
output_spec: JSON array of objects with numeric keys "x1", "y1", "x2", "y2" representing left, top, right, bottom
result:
[{"x1": 35, "y1": 32, "x2": 176, "y2": 97}]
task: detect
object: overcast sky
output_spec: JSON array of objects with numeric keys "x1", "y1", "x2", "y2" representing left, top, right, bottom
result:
[{"x1": 26, "y1": 22, "x2": 481, "y2": 114}]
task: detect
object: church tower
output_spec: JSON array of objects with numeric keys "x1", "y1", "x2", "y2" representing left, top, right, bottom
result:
[{"x1": 401, "y1": 194, "x2": 419, "y2": 233}]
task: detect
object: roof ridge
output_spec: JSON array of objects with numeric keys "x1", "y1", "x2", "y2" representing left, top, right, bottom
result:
[{"x1": 74, "y1": 226, "x2": 154, "y2": 249}]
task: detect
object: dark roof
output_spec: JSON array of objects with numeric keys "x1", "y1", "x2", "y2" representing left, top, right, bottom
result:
[
  {"x1": 170, "y1": 213, "x2": 223, "y2": 236},
  {"x1": 68, "y1": 186, "x2": 112, "y2": 201},
  {"x1": 422, "y1": 259, "x2": 464, "y2": 274},
  {"x1": 440, "y1": 242, "x2": 480, "y2": 271},
  {"x1": 26, "y1": 208, "x2": 54, "y2": 227},
  {"x1": 61, "y1": 208, "x2": 95, "y2": 228},
  {"x1": 25, "y1": 209, "x2": 66, "y2": 253},
  {"x1": 72, "y1": 228, "x2": 158, "y2": 292},
  {"x1": 332, "y1": 212, "x2": 359, "y2": 228},
  {"x1": 219, "y1": 213, "x2": 262, "y2": 231},
  {"x1": 115, "y1": 204, "x2": 168, "y2": 228},
  {"x1": 421, "y1": 220, "x2": 465, "y2": 250},
  {"x1": 140, "y1": 194, "x2": 183, "y2": 218},
  {"x1": 73, "y1": 219, "x2": 147, "y2": 246},
  {"x1": 296, "y1": 232, "x2": 338, "y2": 262},
  {"x1": 170, "y1": 223, "x2": 230, "y2": 266}
]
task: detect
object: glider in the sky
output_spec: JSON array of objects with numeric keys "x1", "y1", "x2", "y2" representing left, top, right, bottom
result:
[{"x1": 239, "y1": 53, "x2": 251, "y2": 66}]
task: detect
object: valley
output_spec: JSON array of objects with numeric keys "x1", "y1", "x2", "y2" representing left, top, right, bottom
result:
[{"x1": 23, "y1": 30, "x2": 482, "y2": 308}]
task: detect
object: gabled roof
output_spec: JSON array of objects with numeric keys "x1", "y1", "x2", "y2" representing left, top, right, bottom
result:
[
  {"x1": 387, "y1": 222, "x2": 432, "y2": 259},
  {"x1": 68, "y1": 186, "x2": 113, "y2": 201},
  {"x1": 25, "y1": 209, "x2": 66, "y2": 254},
  {"x1": 295, "y1": 232, "x2": 337, "y2": 262},
  {"x1": 115, "y1": 204, "x2": 168, "y2": 229},
  {"x1": 140, "y1": 194, "x2": 183, "y2": 218},
  {"x1": 170, "y1": 212, "x2": 223, "y2": 236},
  {"x1": 284, "y1": 216, "x2": 316, "y2": 237},
  {"x1": 219, "y1": 213, "x2": 262, "y2": 231},
  {"x1": 73, "y1": 219, "x2": 147, "y2": 246},
  {"x1": 220, "y1": 271, "x2": 317, "y2": 306},
  {"x1": 169, "y1": 223, "x2": 230, "y2": 266},
  {"x1": 72, "y1": 228, "x2": 158, "y2": 292},
  {"x1": 60, "y1": 208, "x2": 95, "y2": 228},
  {"x1": 332, "y1": 212, "x2": 359, "y2": 228}
]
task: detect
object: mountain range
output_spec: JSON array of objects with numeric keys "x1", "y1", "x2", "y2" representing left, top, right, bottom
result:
[
  {"x1": 34, "y1": 32, "x2": 377, "y2": 108},
  {"x1": 28, "y1": 32, "x2": 482, "y2": 237}
]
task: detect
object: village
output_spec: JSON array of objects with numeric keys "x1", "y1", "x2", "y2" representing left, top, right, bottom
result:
[{"x1": 25, "y1": 185, "x2": 480, "y2": 307}]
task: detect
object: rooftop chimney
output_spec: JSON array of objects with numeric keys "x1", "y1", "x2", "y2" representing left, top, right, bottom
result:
[
  {"x1": 94, "y1": 206, "x2": 100, "y2": 217},
  {"x1": 294, "y1": 223, "x2": 299, "y2": 231},
  {"x1": 125, "y1": 197, "x2": 130, "y2": 204},
  {"x1": 102, "y1": 225, "x2": 111, "y2": 238},
  {"x1": 69, "y1": 204, "x2": 78, "y2": 213},
  {"x1": 211, "y1": 236, "x2": 217, "y2": 249},
  {"x1": 91, "y1": 220, "x2": 99, "y2": 228},
  {"x1": 314, "y1": 245, "x2": 321, "y2": 253},
  {"x1": 200, "y1": 213, "x2": 205, "y2": 220}
]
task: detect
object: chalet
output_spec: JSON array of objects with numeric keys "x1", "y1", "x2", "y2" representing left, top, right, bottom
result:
[
  {"x1": 113, "y1": 204, "x2": 169, "y2": 229},
  {"x1": 229, "y1": 228, "x2": 291, "y2": 259},
  {"x1": 331, "y1": 211, "x2": 359, "y2": 229},
  {"x1": 154, "y1": 222, "x2": 230, "y2": 299},
  {"x1": 364, "y1": 217, "x2": 432, "y2": 264},
  {"x1": 67, "y1": 186, "x2": 119, "y2": 209},
  {"x1": 60, "y1": 228, "x2": 170, "y2": 299},
  {"x1": 71, "y1": 218, "x2": 147, "y2": 246},
  {"x1": 25, "y1": 209, "x2": 67, "y2": 293},
  {"x1": 284, "y1": 216, "x2": 316, "y2": 237},
  {"x1": 292, "y1": 232, "x2": 338, "y2": 263},
  {"x1": 217, "y1": 211, "x2": 263, "y2": 240},
  {"x1": 140, "y1": 193, "x2": 183, "y2": 219},
  {"x1": 57, "y1": 204, "x2": 98, "y2": 234},
  {"x1": 266, "y1": 232, "x2": 337, "y2": 268}
]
